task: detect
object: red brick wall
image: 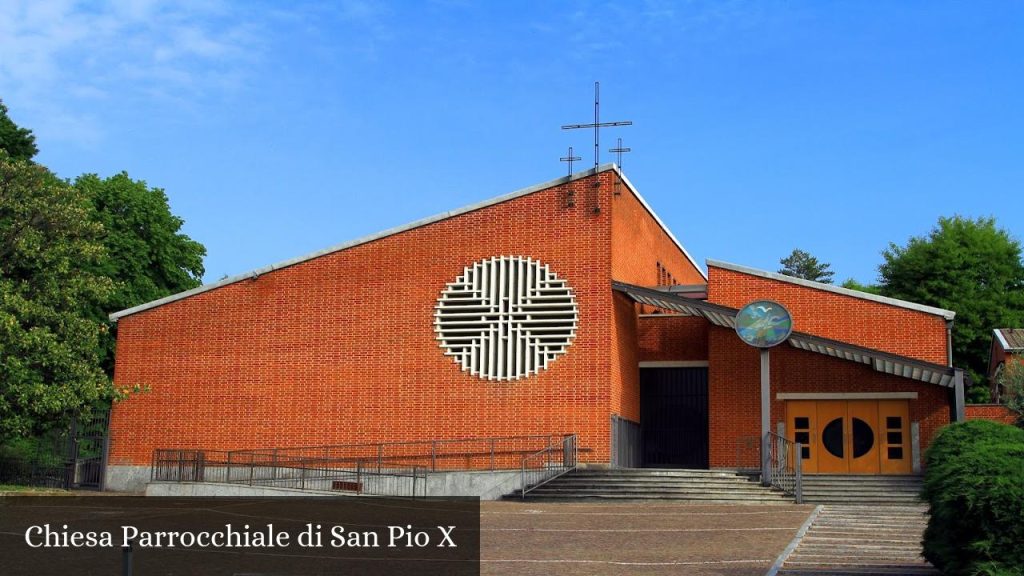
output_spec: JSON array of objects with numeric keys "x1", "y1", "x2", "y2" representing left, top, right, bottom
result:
[
  {"x1": 703, "y1": 265, "x2": 953, "y2": 470},
  {"x1": 110, "y1": 172, "x2": 626, "y2": 466},
  {"x1": 608, "y1": 175, "x2": 705, "y2": 422},
  {"x1": 707, "y1": 265, "x2": 949, "y2": 365},
  {"x1": 707, "y1": 326, "x2": 951, "y2": 470},
  {"x1": 965, "y1": 404, "x2": 1018, "y2": 426},
  {"x1": 638, "y1": 316, "x2": 709, "y2": 362},
  {"x1": 611, "y1": 293, "x2": 642, "y2": 422}
]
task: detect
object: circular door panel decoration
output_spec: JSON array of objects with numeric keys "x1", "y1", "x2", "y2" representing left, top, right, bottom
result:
[
  {"x1": 435, "y1": 256, "x2": 578, "y2": 381},
  {"x1": 852, "y1": 418, "x2": 875, "y2": 458},
  {"x1": 735, "y1": 300, "x2": 794, "y2": 348},
  {"x1": 822, "y1": 418, "x2": 845, "y2": 458}
]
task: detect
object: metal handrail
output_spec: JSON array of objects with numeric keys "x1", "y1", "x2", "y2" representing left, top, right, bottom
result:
[
  {"x1": 151, "y1": 433, "x2": 578, "y2": 498},
  {"x1": 151, "y1": 449, "x2": 427, "y2": 497},
  {"x1": 520, "y1": 434, "x2": 577, "y2": 499},
  {"x1": 764, "y1": 431, "x2": 803, "y2": 503},
  {"x1": 225, "y1": 433, "x2": 568, "y2": 473}
]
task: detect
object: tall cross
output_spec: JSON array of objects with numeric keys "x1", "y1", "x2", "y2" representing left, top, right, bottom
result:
[
  {"x1": 609, "y1": 137, "x2": 631, "y2": 169},
  {"x1": 560, "y1": 146, "x2": 582, "y2": 176},
  {"x1": 561, "y1": 81, "x2": 632, "y2": 168}
]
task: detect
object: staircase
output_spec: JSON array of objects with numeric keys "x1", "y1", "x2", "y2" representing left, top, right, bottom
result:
[
  {"x1": 776, "y1": 505, "x2": 938, "y2": 575},
  {"x1": 800, "y1": 475, "x2": 923, "y2": 505},
  {"x1": 507, "y1": 468, "x2": 790, "y2": 503}
]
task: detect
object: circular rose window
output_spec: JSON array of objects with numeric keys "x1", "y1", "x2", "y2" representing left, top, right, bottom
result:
[{"x1": 435, "y1": 256, "x2": 578, "y2": 380}]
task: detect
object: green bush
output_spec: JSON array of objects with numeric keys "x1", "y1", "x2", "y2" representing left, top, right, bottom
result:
[{"x1": 922, "y1": 420, "x2": 1024, "y2": 575}]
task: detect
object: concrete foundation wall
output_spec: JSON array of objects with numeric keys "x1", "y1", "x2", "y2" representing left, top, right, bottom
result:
[
  {"x1": 424, "y1": 470, "x2": 520, "y2": 500},
  {"x1": 146, "y1": 482, "x2": 339, "y2": 497},
  {"x1": 105, "y1": 465, "x2": 151, "y2": 492},
  {"x1": 122, "y1": 468, "x2": 520, "y2": 500}
]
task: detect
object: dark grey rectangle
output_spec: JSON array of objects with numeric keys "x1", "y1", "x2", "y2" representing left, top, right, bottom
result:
[{"x1": 0, "y1": 497, "x2": 480, "y2": 576}]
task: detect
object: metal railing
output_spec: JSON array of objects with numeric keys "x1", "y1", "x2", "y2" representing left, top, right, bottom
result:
[
  {"x1": 227, "y1": 434, "x2": 567, "y2": 473},
  {"x1": 152, "y1": 449, "x2": 427, "y2": 497},
  {"x1": 152, "y1": 434, "x2": 575, "y2": 498},
  {"x1": 764, "y1": 431, "x2": 802, "y2": 503},
  {"x1": 520, "y1": 434, "x2": 577, "y2": 499}
]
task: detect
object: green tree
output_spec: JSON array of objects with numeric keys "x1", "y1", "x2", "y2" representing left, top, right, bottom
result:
[
  {"x1": 0, "y1": 100, "x2": 38, "y2": 161},
  {"x1": 997, "y1": 361, "x2": 1024, "y2": 427},
  {"x1": 0, "y1": 152, "x2": 113, "y2": 439},
  {"x1": 879, "y1": 216, "x2": 1024, "y2": 395},
  {"x1": 75, "y1": 173, "x2": 206, "y2": 375},
  {"x1": 779, "y1": 248, "x2": 835, "y2": 283}
]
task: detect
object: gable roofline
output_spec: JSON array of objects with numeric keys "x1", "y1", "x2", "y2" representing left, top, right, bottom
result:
[
  {"x1": 994, "y1": 328, "x2": 1024, "y2": 352},
  {"x1": 705, "y1": 259, "x2": 956, "y2": 321},
  {"x1": 111, "y1": 163, "x2": 704, "y2": 322},
  {"x1": 614, "y1": 169, "x2": 707, "y2": 282}
]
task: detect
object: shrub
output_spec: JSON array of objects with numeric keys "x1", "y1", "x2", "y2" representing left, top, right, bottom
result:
[{"x1": 922, "y1": 420, "x2": 1024, "y2": 575}]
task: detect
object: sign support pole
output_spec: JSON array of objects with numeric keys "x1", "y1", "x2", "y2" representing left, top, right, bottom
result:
[{"x1": 761, "y1": 348, "x2": 771, "y2": 486}]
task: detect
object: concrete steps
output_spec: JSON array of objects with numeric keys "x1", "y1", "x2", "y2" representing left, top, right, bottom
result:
[
  {"x1": 777, "y1": 505, "x2": 939, "y2": 576},
  {"x1": 800, "y1": 475, "x2": 924, "y2": 505},
  {"x1": 507, "y1": 468, "x2": 790, "y2": 503}
]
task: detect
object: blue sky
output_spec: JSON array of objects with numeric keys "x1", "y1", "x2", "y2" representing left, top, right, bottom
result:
[{"x1": 1, "y1": 1, "x2": 1021, "y2": 285}]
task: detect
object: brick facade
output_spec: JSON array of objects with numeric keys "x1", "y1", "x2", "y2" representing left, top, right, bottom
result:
[
  {"x1": 109, "y1": 166, "x2": 956, "y2": 480},
  {"x1": 965, "y1": 404, "x2": 1018, "y2": 426},
  {"x1": 110, "y1": 169, "x2": 696, "y2": 468}
]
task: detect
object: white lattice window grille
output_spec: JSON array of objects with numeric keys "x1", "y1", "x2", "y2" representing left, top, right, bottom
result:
[{"x1": 435, "y1": 256, "x2": 578, "y2": 381}]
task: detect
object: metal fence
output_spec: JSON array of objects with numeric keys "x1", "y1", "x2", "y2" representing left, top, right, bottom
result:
[
  {"x1": 764, "y1": 431, "x2": 803, "y2": 503},
  {"x1": 610, "y1": 415, "x2": 640, "y2": 468},
  {"x1": 152, "y1": 449, "x2": 427, "y2": 497},
  {"x1": 520, "y1": 434, "x2": 577, "y2": 499},
  {"x1": 226, "y1": 434, "x2": 567, "y2": 473},
  {"x1": 152, "y1": 434, "x2": 574, "y2": 497},
  {"x1": 0, "y1": 412, "x2": 109, "y2": 490}
]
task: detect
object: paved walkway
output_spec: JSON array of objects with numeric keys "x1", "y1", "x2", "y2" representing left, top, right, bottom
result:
[
  {"x1": 775, "y1": 505, "x2": 940, "y2": 575},
  {"x1": 480, "y1": 501, "x2": 815, "y2": 576}
]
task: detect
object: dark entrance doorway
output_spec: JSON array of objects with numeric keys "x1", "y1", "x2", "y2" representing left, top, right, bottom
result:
[{"x1": 640, "y1": 367, "x2": 709, "y2": 468}]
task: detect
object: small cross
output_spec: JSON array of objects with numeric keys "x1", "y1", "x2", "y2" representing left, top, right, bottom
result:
[
  {"x1": 560, "y1": 146, "x2": 582, "y2": 176},
  {"x1": 609, "y1": 137, "x2": 631, "y2": 169},
  {"x1": 561, "y1": 81, "x2": 632, "y2": 168}
]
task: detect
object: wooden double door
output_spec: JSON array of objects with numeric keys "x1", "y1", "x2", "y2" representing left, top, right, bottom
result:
[{"x1": 786, "y1": 400, "x2": 911, "y2": 475}]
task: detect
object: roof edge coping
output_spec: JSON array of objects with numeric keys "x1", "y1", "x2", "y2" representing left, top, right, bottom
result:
[
  {"x1": 994, "y1": 328, "x2": 1024, "y2": 351},
  {"x1": 112, "y1": 163, "x2": 701, "y2": 321},
  {"x1": 613, "y1": 169, "x2": 708, "y2": 282},
  {"x1": 705, "y1": 259, "x2": 956, "y2": 321}
]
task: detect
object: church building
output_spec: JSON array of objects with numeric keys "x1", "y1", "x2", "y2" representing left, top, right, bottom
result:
[{"x1": 105, "y1": 165, "x2": 965, "y2": 492}]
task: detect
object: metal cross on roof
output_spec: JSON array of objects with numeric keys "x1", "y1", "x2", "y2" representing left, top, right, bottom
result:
[
  {"x1": 559, "y1": 146, "x2": 582, "y2": 176},
  {"x1": 561, "y1": 81, "x2": 632, "y2": 168},
  {"x1": 609, "y1": 137, "x2": 631, "y2": 169}
]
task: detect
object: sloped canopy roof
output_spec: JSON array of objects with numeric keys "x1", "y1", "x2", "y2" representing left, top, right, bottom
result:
[{"x1": 613, "y1": 281, "x2": 958, "y2": 388}]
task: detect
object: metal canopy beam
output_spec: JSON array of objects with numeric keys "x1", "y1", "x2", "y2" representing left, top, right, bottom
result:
[{"x1": 612, "y1": 281, "x2": 957, "y2": 388}]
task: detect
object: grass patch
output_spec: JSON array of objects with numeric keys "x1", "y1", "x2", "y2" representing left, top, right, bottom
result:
[{"x1": 0, "y1": 484, "x2": 67, "y2": 493}]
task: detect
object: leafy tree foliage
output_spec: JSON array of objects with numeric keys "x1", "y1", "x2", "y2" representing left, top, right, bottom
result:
[
  {"x1": 839, "y1": 278, "x2": 882, "y2": 294},
  {"x1": 997, "y1": 361, "x2": 1024, "y2": 427},
  {"x1": 778, "y1": 248, "x2": 835, "y2": 283},
  {"x1": 0, "y1": 100, "x2": 37, "y2": 161},
  {"x1": 879, "y1": 216, "x2": 1024, "y2": 391},
  {"x1": 75, "y1": 173, "x2": 206, "y2": 374},
  {"x1": 0, "y1": 102, "x2": 207, "y2": 441},
  {"x1": 922, "y1": 420, "x2": 1024, "y2": 575},
  {"x1": 0, "y1": 153, "x2": 112, "y2": 439}
]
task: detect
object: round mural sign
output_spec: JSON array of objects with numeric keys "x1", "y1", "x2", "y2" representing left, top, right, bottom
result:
[{"x1": 735, "y1": 300, "x2": 793, "y2": 348}]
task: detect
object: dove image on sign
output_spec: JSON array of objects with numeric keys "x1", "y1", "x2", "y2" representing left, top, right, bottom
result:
[{"x1": 735, "y1": 300, "x2": 793, "y2": 348}]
